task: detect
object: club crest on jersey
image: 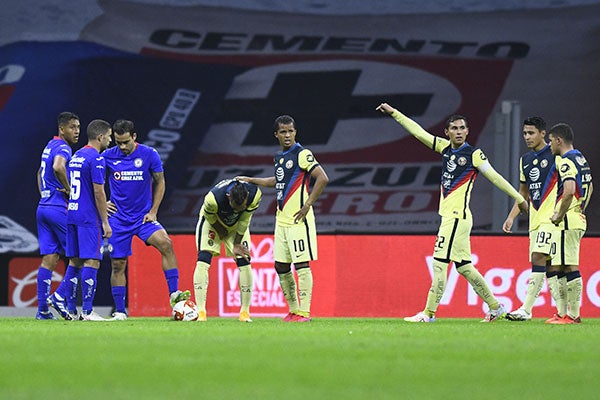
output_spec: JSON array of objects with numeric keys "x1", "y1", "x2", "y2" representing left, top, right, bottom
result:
[
  {"x1": 576, "y1": 156, "x2": 587, "y2": 166},
  {"x1": 285, "y1": 160, "x2": 294, "y2": 169},
  {"x1": 457, "y1": 156, "x2": 467, "y2": 166},
  {"x1": 540, "y1": 159, "x2": 548, "y2": 168},
  {"x1": 134, "y1": 158, "x2": 143, "y2": 167}
]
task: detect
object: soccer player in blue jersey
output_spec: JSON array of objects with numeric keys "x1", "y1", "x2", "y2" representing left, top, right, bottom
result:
[
  {"x1": 35, "y1": 112, "x2": 80, "y2": 319},
  {"x1": 377, "y1": 103, "x2": 528, "y2": 322},
  {"x1": 238, "y1": 115, "x2": 329, "y2": 322},
  {"x1": 193, "y1": 178, "x2": 262, "y2": 322},
  {"x1": 546, "y1": 123, "x2": 593, "y2": 324},
  {"x1": 102, "y1": 119, "x2": 190, "y2": 320},
  {"x1": 47, "y1": 119, "x2": 113, "y2": 321},
  {"x1": 503, "y1": 117, "x2": 564, "y2": 321}
]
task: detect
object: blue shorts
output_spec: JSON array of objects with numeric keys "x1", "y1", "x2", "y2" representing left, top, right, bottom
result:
[
  {"x1": 66, "y1": 224, "x2": 102, "y2": 260},
  {"x1": 36, "y1": 205, "x2": 67, "y2": 255},
  {"x1": 108, "y1": 217, "x2": 164, "y2": 258}
]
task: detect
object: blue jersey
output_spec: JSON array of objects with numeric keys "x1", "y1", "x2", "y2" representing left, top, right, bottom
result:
[
  {"x1": 103, "y1": 143, "x2": 163, "y2": 223},
  {"x1": 67, "y1": 146, "x2": 106, "y2": 226},
  {"x1": 38, "y1": 136, "x2": 72, "y2": 207}
]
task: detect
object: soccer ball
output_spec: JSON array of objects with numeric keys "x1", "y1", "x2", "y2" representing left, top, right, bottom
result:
[{"x1": 172, "y1": 299, "x2": 199, "y2": 321}]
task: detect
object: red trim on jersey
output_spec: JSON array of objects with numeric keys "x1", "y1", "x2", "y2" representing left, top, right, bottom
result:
[
  {"x1": 443, "y1": 170, "x2": 477, "y2": 198},
  {"x1": 281, "y1": 171, "x2": 306, "y2": 210}
]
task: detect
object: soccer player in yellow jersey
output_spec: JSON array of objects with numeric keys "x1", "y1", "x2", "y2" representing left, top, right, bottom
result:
[
  {"x1": 193, "y1": 178, "x2": 262, "y2": 322},
  {"x1": 377, "y1": 103, "x2": 528, "y2": 322},
  {"x1": 546, "y1": 123, "x2": 593, "y2": 324},
  {"x1": 237, "y1": 115, "x2": 329, "y2": 322},
  {"x1": 503, "y1": 117, "x2": 562, "y2": 321}
]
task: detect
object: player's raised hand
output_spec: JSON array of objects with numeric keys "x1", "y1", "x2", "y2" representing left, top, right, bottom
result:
[{"x1": 376, "y1": 103, "x2": 395, "y2": 115}]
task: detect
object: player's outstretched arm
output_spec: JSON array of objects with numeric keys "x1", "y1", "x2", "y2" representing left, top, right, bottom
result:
[
  {"x1": 503, "y1": 183, "x2": 528, "y2": 233},
  {"x1": 236, "y1": 176, "x2": 276, "y2": 188},
  {"x1": 478, "y1": 162, "x2": 527, "y2": 215},
  {"x1": 376, "y1": 102, "x2": 439, "y2": 150}
]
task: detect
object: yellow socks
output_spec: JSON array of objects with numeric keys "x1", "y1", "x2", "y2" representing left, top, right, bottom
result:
[
  {"x1": 193, "y1": 261, "x2": 210, "y2": 312},
  {"x1": 522, "y1": 271, "x2": 545, "y2": 314},
  {"x1": 296, "y1": 268, "x2": 313, "y2": 317},
  {"x1": 238, "y1": 265, "x2": 253, "y2": 313},
  {"x1": 278, "y1": 271, "x2": 299, "y2": 314},
  {"x1": 566, "y1": 272, "x2": 583, "y2": 319},
  {"x1": 457, "y1": 262, "x2": 499, "y2": 309},
  {"x1": 424, "y1": 259, "x2": 448, "y2": 318}
]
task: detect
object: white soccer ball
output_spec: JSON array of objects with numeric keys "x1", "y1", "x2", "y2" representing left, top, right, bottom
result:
[{"x1": 172, "y1": 299, "x2": 199, "y2": 321}]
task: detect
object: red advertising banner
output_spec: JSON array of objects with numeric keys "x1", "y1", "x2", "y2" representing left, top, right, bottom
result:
[
  {"x1": 8, "y1": 258, "x2": 65, "y2": 307},
  {"x1": 129, "y1": 234, "x2": 600, "y2": 318}
]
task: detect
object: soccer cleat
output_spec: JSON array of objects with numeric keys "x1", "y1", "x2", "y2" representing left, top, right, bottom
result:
[
  {"x1": 111, "y1": 312, "x2": 128, "y2": 321},
  {"x1": 170, "y1": 290, "x2": 191, "y2": 307},
  {"x1": 239, "y1": 311, "x2": 253, "y2": 323},
  {"x1": 282, "y1": 312, "x2": 299, "y2": 322},
  {"x1": 35, "y1": 311, "x2": 57, "y2": 320},
  {"x1": 506, "y1": 308, "x2": 532, "y2": 321},
  {"x1": 404, "y1": 311, "x2": 436, "y2": 323},
  {"x1": 482, "y1": 304, "x2": 506, "y2": 322},
  {"x1": 548, "y1": 315, "x2": 581, "y2": 324},
  {"x1": 196, "y1": 310, "x2": 207, "y2": 322},
  {"x1": 290, "y1": 314, "x2": 312, "y2": 322},
  {"x1": 545, "y1": 314, "x2": 564, "y2": 324},
  {"x1": 47, "y1": 294, "x2": 75, "y2": 321},
  {"x1": 80, "y1": 311, "x2": 107, "y2": 321}
]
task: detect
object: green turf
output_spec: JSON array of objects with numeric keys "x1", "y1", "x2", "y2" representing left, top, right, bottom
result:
[{"x1": 0, "y1": 317, "x2": 598, "y2": 399}]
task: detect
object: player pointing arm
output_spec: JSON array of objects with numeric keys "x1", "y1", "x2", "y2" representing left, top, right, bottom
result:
[{"x1": 377, "y1": 102, "x2": 525, "y2": 322}]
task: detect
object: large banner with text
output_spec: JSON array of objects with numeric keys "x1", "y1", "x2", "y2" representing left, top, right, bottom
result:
[{"x1": 129, "y1": 234, "x2": 600, "y2": 318}]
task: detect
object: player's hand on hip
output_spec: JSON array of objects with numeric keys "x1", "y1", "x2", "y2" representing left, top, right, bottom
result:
[{"x1": 143, "y1": 212, "x2": 157, "y2": 223}]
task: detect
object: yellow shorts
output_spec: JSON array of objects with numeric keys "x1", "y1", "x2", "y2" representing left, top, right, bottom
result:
[
  {"x1": 551, "y1": 229, "x2": 584, "y2": 266},
  {"x1": 273, "y1": 221, "x2": 318, "y2": 264},
  {"x1": 433, "y1": 217, "x2": 472, "y2": 262},
  {"x1": 529, "y1": 223, "x2": 556, "y2": 262},
  {"x1": 195, "y1": 217, "x2": 251, "y2": 257}
]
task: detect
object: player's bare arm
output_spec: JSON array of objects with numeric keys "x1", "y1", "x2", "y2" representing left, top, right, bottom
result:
[
  {"x1": 551, "y1": 179, "x2": 575, "y2": 225},
  {"x1": 145, "y1": 171, "x2": 165, "y2": 223},
  {"x1": 233, "y1": 233, "x2": 250, "y2": 261},
  {"x1": 503, "y1": 183, "x2": 529, "y2": 233},
  {"x1": 53, "y1": 155, "x2": 70, "y2": 196},
  {"x1": 236, "y1": 175, "x2": 276, "y2": 188},
  {"x1": 293, "y1": 165, "x2": 329, "y2": 224},
  {"x1": 93, "y1": 182, "x2": 112, "y2": 238}
]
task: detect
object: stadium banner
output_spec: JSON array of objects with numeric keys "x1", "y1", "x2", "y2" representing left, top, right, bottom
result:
[
  {"x1": 3, "y1": 256, "x2": 115, "y2": 309},
  {"x1": 129, "y1": 234, "x2": 600, "y2": 318},
  {"x1": 1, "y1": 1, "x2": 599, "y2": 239}
]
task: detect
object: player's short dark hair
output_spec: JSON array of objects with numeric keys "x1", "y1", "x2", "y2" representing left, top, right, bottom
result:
[
  {"x1": 87, "y1": 119, "x2": 111, "y2": 141},
  {"x1": 229, "y1": 181, "x2": 249, "y2": 206},
  {"x1": 274, "y1": 115, "x2": 296, "y2": 131},
  {"x1": 445, "y1": 114, "x2": 468, "y2": 129},
  {"x1": 523, "y1": 116, "x2": 546, "y2": 131},
  {"x1": 548, "y1": 123, "x2": 574, "y2": 144},
  {"x1": 113, "y1": 119, "x2": 135, "y2": 136},
  {"x1": 58, "y1": 112, "x2": 79, "y2": 127}
]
